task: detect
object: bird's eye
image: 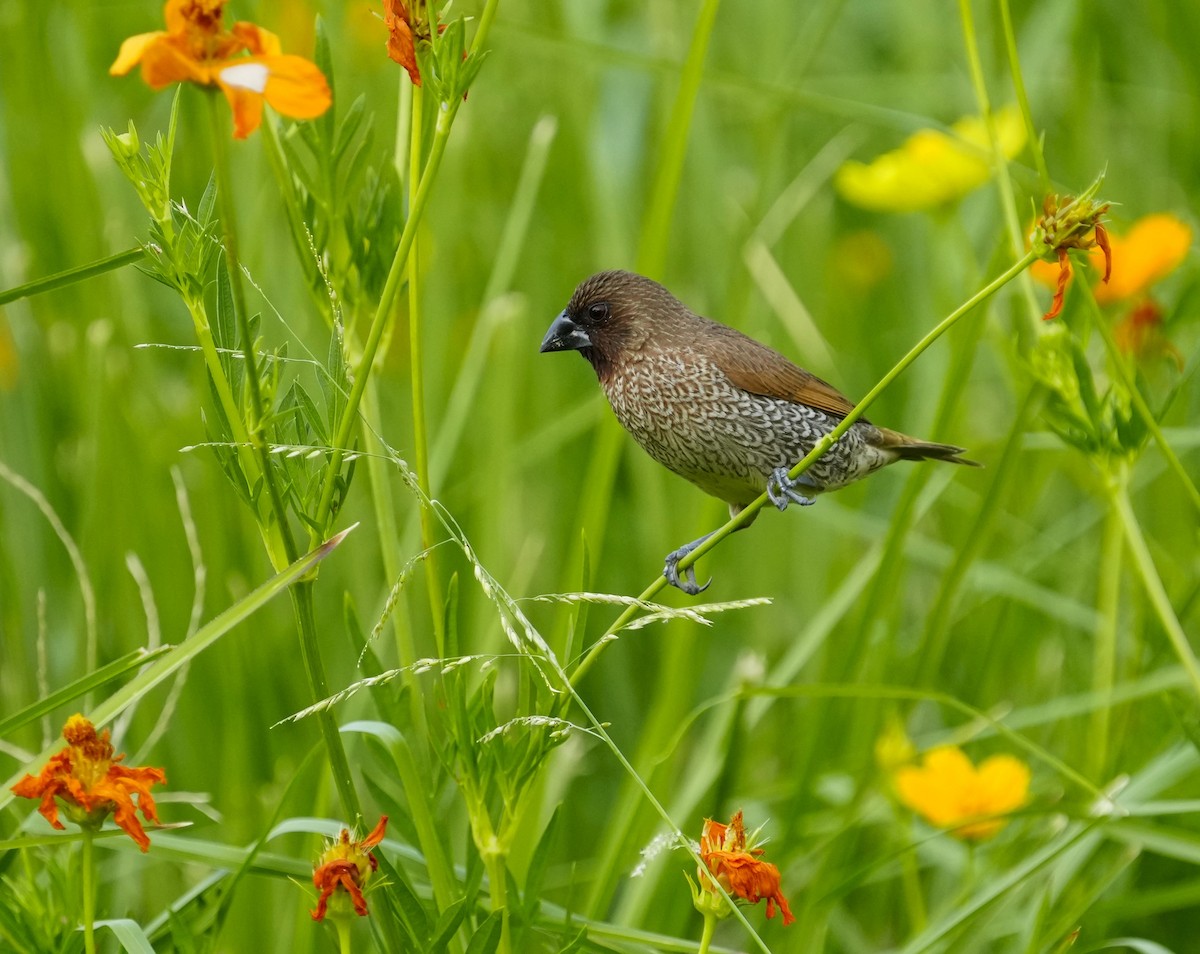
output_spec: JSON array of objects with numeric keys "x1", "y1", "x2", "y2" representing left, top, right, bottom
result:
[{"x1": 587, "y1": 302, "x2": 610, "y2": 323}]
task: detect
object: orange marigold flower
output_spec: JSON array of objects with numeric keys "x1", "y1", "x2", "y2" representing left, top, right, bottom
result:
[
  {"x1": 110, "y1": 0, "x2": 331, "y2": 139},
  {"x1": 693, "y1": 811, "x2": 794, "y2": 926},
  {"x1": 10, "y1": 714, "x2": 166, "y2": 852},
  {"x1": 894, "y1": 746, "x2": 1029, "y2": 841},
  {"x1": 311, "y1": 816, "x2": 388, "y2": 922}
]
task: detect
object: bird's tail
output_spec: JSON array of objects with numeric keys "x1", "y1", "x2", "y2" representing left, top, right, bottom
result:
[{"x1": 878, "y1": 428, "x2": 982, "y2": 467}]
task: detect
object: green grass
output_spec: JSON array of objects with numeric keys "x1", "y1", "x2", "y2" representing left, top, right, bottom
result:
[{"x1": 2, "y1": 1, "x2": 1199, "y2": 952}]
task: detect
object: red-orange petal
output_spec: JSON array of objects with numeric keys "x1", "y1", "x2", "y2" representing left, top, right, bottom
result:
[{"x1": 1043, "y1": 249, "x2": 1071, "y2": 320}]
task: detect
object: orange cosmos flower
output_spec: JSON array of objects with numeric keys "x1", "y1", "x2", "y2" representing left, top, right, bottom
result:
[
  {"x1": 894, "y1": 745, "x2": 1029, "y2": 841},
  {"x1": 311, "y1": 816, "x2": 389, "y2": 921},
  {"x1": 694, "y1": 811, "x2": 794, "y2": 926},
  {"x1": 10, "y1": 714, "x2": 166, "y2": 852},
  {"x1": 110, "y1": 0, "x2": 331, "y2": 139},
  {"x1": 1090, "y1": 213, "x2": 1191, "y2": 305}
]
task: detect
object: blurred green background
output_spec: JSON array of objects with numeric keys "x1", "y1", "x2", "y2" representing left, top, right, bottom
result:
[{"x1": 2, "y1": 0, "x2": 1199, "y2": 951}]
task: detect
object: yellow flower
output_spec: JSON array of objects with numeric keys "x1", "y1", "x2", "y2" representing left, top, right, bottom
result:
[
  {"x1": 835, "y1": 106, "x2": 1027, "y2": 213},
  {"x1": 894, "y1": 746, "x2": 1029, "y2": 841},
  {"x1": 10, "y1": 714, "x2": 166, "y2": 852},
  {"x1": 311, "y1": 817, "x2": 388, "y2": 921},
  {"x1": 691, "y1": 810, "x2": 794, "y2": 925},
  {"x1": 110, "y1": 0, "x2": 331, "y2": 139}
]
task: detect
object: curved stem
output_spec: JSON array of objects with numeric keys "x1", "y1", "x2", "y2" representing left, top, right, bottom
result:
[
  {"x1": 1109, "y1": 483, "x2": 1200, "y2": 697},
  {"x1": 571, "y1": 250, "x2": 1037, "y2": 687},
  {"x1": 998, "y1": 0, "x2": 1052, "y2": 192},
  {"x1": 0, "y1": 247, "x2": 143, "y2": 306}
]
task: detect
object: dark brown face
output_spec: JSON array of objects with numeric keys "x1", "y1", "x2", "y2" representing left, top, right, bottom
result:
[{"x1": 539, "y1": 270, "x2": 679, "y2": 370}]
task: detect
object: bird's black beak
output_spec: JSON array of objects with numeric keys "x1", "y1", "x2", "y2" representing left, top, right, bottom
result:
[{"x1": 540, "y1": 311, "x2": 592, "y2": 353}]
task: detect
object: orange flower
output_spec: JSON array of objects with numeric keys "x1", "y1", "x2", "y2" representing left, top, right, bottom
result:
[
  {"x1": 694, "y1": 811, "x2": 794, "y2": 926},
  {"x1": 383, "y1": 0, "x2": 444, "y2": 86},
  {"x1": 110, "y1": 0, "x2": 331, "y2": 139},
  {"x1": 311, "y1": 816, "x2": 389, "y2": 921},
  {"x1": 1090, "y1": 213, "x2": 1191, "y2": 305},
  {"x1": 10, "y1": 714, "x2": 166, "y2": 852},
  {"x1": 894, "y1": 746, "x2": 1029, "y2": 841}
]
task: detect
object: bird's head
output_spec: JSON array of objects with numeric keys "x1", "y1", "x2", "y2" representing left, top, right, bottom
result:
[{"x1": 540, "y1": 270, "x2": 686, "y2": 375}]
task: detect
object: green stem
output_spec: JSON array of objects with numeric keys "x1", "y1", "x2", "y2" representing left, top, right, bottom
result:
[
  {"x1": 0, "y1": 247, "x2": 143, "y2": 306},
  {"x1": 998, "y1": 0, "x2": 1052, "y2": 192},
  {"x1": 1090, "y1": 473, "x2": 1125, "y2": 780},
  {"x1": 407, "y1": 84, "x2": 447, "y2": 653},
  {"x1": 957, "y1": 0, "x2": 1043, "y2": 327},
  {"x1": 1081, "y1": 283, "x2": 1200, "y2": 516},
  {"x1": 696, "y1": 912, "x2": 717, "y2": 954},
  {"x1": 916, "y1": 385, "x2": 1043, "y2": 685},
  {"x1": 310, "y1": 0, "x2": 502, "y2": 544},
  {"x1": 571, "y1": 250, "x2": 1038, "y2": 687},
  {"x1": 335, "y1": 918, "x2": 353, "y2": 954},
  {"x1": 292, "y1": 580, "x2": 363, "y2": 818},
  {"x1": 1109, "y1": 483, "x2": 1200, "y2": 697},
  {"x1": 81, "y1": 830, "x2": 97, "y2": 954},
  {"x1": 483, "y1": 848, "x2": 512, "y2": 954}
]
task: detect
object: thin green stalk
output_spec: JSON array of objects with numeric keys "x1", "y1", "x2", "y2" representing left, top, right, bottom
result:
[
  {"x1": 1081, "y1": 283, "x2": 1200, "y2": 516},
  {"x1": 571, "y1": 250, "x2": 1038, "y2": 687},
  {"x1": 81, "y1": 831, "x2": 96, "y2": 954},
  {"x1": 292, "y1": 581, "x2": 362, "y2": 820},
  {"x1": 311, "y1": 0, "x2": 502, "y2": 544},
  {"x1": 335, "y1": 919, "x2": 353, "y2": 954},
  {"x1": 1109, "y1": 483, "x2": 1200, "y2": 697},
  {"x1": 407, "y1": 83, "x2": 447, "y2": 653},
  {"x1": 998, "y1": 0, "x2": 1052, "y2": 192},
  {"x1": 697, "y1": 912, "x2": 717, "y2": 954},
  {"x1": 1090, "y1": 478, "x2": 1125, "y2": 780},
  {"x1": 0, "y1": 247, "x2": 143, "y2": 306},
  {"x1": 957, "y1": 0, "x2": 1043, "y2": 325},
  {"x1": 916, "y1": 385, "x2": 1043, "y2": 685},
  {"x1": 638, "y1": 0, "x2": 722, "y2": 278}
]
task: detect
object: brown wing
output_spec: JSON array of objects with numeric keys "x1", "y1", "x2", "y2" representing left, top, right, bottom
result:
[{"x1": 695, "y1": 318, "x2": 860, "y2": 420}]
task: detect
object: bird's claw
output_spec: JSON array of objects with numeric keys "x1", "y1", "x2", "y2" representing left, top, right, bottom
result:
[
  {"x1": 767, "y1": 467, "x2": 817, "y2": 512},
  {"x1": 664, "y1": 546, "x2": 711, "y2": 596}
]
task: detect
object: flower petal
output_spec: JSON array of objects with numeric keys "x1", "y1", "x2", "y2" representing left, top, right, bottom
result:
[{"x1": 111, "y1": 31, "x2": 168, "y2": 75}]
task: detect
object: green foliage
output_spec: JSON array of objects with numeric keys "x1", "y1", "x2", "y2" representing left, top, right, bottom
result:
[{"x1": 2, "y1": 1, "x2": 1200, "y2": 953}]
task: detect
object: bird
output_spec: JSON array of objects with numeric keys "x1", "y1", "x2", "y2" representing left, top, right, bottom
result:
[{"x1": 540, "y1": 270, "x2": 979, "y2": 595}]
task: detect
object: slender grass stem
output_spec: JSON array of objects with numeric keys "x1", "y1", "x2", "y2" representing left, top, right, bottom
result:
[
  {"x1": 998, "y1": 0, "x2": 1052, "y2": 192},
  {"x1": 291, "y1": 581, "x2": 363, "y2": 818},
  {"x1": 1109, "y1": 483, "x2": 1200, "y2": 697},
  {"x1": 571, "y1": 251, "x2": 1037, "y2": 687},
  {"x1": 1090, "y1": 479, "x2": 1125, "y2": 780},
  {"x1": 0, "y1": 247, "x2": 143, "y2": 306},
  {"x1": 957, "y1": 0, "x2": 1043, "y2": 326},
  {"x1": 81, "y1": 830, "x2": 96, "y2": 954},
  {"x1": 1080, "y1": 283, "x2": 1200, "y2": 516},
  {"x1": 407, "y1": 84, "x2": 447, "y2": 653}
]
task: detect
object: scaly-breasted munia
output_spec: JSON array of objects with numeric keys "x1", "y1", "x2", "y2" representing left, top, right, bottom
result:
[{"x1": 540, "y1": 270, "x2": 978, "y2": 594}]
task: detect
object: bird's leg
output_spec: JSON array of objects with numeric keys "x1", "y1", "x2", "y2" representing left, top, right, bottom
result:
[
  {"x1": 663, "y1": 532, "x2": 716, "y2": 596},
  {"x1": 767, "y1": 467, "x2": 818, "y2": 512}
]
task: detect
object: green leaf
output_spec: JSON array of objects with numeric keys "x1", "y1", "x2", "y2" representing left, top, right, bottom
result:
[
  {"x1": 463, "y1": 911, "x2": 503, "y2": 954},
  {"x1": 95, "y1": 919, "x2": 156, "y2": 954}
]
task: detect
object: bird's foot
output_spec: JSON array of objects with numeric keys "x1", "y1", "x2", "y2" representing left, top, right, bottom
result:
[
  {"x1": 663, "y1": 534, "x2": 714, "y2": 596},
  {"x1": 767, "y1": 467, "x2": 817, "y2": 512}
]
